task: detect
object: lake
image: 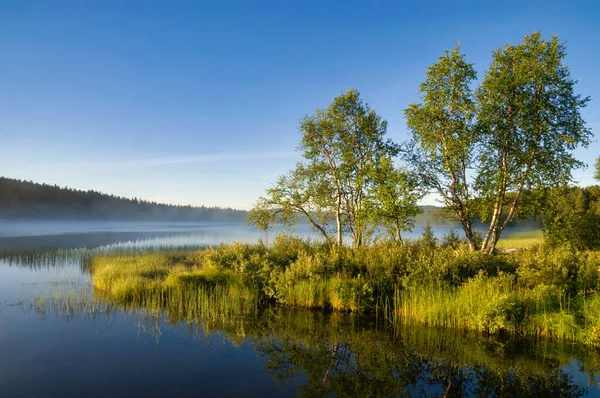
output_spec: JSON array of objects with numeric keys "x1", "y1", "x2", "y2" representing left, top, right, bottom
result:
[{"x1": 0, "y1": 221, "x2": 598, "y2": 397}]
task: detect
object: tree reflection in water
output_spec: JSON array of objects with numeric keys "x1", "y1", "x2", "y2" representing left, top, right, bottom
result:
[
  {"x1": 249, "y1": 310, "x2": 586, "y2": 397},
  {"x1": 29, "y1": 286, "x2": 591, "y2": 397}
]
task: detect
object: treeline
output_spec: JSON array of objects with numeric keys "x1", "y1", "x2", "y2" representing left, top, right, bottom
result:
[
  {"x1": 0, "y1": 176, "x2": 458, "y2": 225},
  {"x1": 0, "y1": 177, "x2": 246, "y2": 221}
]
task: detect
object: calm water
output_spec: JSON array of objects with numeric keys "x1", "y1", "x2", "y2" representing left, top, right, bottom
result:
[{"x1": 0, "y1": 221, "x2": 599, "y2": 397}]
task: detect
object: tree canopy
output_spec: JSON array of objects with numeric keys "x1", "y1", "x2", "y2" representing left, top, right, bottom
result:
[
  {"x1": 404, "y1": 44, "x2": 479, "y2": 250},
  {"x1": 405, "y1": 33, "x2": 591, "y2": 253},
  {"x1": 249, "y1": 89, "x2": 422, "y2": 248},
  {"x1": 543, "y1": 185, "x2": 600, "y2": 250}
]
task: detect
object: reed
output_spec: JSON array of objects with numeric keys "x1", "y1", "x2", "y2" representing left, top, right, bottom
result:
[
  {"x1": 393, "y1": 273, "x2": 588, "y2": 342},
  {"x1": 31, "y1": 285, "x2": 115, "y2": 321},
  {"x1": 86, "y1": 234, "x2": 600, "y2": 346}
]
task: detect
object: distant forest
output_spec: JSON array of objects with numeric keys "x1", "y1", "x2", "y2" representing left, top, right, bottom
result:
[
  {"x1": 0, "y1": 177, "x2": 458, "y2": 225},
  {"x1": 0, "y1": 177, "x2": 246, "y2": 221}
]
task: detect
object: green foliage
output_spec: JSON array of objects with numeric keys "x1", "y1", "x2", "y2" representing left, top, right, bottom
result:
[
  {"x1": 582, "y1": 294, "x2": 600, "y2": 346},
  {"x1": 90, "y1": 233, "x2": 600, "y2": 346},
  {"x1": 475, "y1": 32, "x2": 591, "y2": 253},
  {"x1": 419, "y1": 223, "x2": 437, "y2": 249},
  {"x1": 299, "y1": 88, "x2": 401, "y2": 248},
  {"x1": 543, "y1": 186, "x2": 600, "y2": 250},
  {"x1": 246, "y1": 202, "x2": 277, "y2": 246},
  {"x1": 396, "y1": 272, "x2": 584, "y2": 341},
  {"x1": 441, "y1": 228, "x2": 462, "y2": 249},
  {"x1": 367, "y1": 157, "x2": 424, "y2": 243},
  {"x1": 405, "y1": 33, "x2": 591, "y2": 253},
  {"x1": 405, "y1": 44, "x2": 479, "y2": 250},
  {"x1": 249, "y1": 89, "x2": 421, "y2": 249},
  {"x1": 93, "y1": 235, "x2": 504, "y2": 314},
  {"x1": 595, "y1": 157, "x2": 600, "y2": 181},
  {"x1": 514, "y1": 245, "x2": 600, "y2": 294},
  {"x1": 327, "y1": 277, "x2": 373, "y2": 311}
]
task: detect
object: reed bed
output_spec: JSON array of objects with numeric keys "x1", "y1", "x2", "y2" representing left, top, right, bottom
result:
[
  {"x1": 393, "y1": 273, "x2": 592, "y2": 342},
  {"x1": 31, "y1": 285, "x2": 115, "y2": 321},
  {"x1": 91, "y1": 252, "x2": 259, "y2": 322},
  {"x1": 86, "y1": 234, "x2": 600, "y2": 346}
]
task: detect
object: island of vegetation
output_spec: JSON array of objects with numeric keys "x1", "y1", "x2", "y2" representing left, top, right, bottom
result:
[{"x1": 89, "y1": 33, "x2": 600, "y2": 346}]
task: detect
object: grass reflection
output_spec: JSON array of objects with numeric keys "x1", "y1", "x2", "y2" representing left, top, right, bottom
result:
[{"x1": 21, "y1": 281, "x2": 596, "y2": 397}]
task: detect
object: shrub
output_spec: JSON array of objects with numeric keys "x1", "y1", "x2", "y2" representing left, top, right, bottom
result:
[
  {"x1": 517, "y1": 246, "x2": 600, "y2": 294},
  {"x1": 330, "y1": 276, "x2": 374, "y2": 312},
  {"x1": 441, "y1": 228, "x2": 462, "y2": 249}
]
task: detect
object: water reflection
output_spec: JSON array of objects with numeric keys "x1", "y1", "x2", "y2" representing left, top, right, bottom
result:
[
  {"x1": 248, "y1": 313, "x2": 589, "y2": 397},
  {"x1": 20, "y1": 283, "x2": 598, "y2": 397},
  {"x1": 0, "y1": 222, "x2": 595, "y2": 397},
  {"x1": 0, "y1": 229, "x2": 257, "y2": 251}
]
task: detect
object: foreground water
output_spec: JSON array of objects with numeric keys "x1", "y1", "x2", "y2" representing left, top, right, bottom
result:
[{"x1": 1, "y1": 221, "x2": 599, "y2": 397}]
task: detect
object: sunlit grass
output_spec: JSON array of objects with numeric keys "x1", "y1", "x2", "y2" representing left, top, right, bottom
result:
[
  {"x1": 393, "y1": 273, "x2": 590, "y2": 342},
  {"x1": 91, "y1": 252, "x2": 259, "y2": 321},
  {"x1": 496, "y1": 229, "x2": 544, "y2": 249},
  {"x1": 84, "y1": 235, "x2": 600, "y2": 346}
]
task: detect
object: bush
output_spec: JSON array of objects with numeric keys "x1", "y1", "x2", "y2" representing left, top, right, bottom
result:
[
  {"x1": 330, "y1": 276, "x2": 374, "y2": 312},
  {"x1": 441, "y1": 228, "x2": 462, "y2": 249},
  {"x1": 514, "y1": 245, "x2": 598, "y2": 294}
]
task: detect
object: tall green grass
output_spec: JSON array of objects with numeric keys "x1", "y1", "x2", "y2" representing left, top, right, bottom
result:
[
  {"x1": 91, "y1": 253, "x2": 259, "y2": 321},
  {"x1": 393, "y1": 273, "x2": 587, "y2": 341},
  {"x1": 87, "y1": 234, "x2": 600, "y2": 346}
]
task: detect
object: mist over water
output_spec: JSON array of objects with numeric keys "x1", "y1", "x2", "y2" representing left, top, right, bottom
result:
[{"x1": 0, "y1": 219, "x2": 537, "y2": 251}]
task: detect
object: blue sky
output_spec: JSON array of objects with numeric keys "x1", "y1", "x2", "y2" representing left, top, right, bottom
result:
[{"x1": 1, "y1": 1, "x2": 598, "y2": 209}]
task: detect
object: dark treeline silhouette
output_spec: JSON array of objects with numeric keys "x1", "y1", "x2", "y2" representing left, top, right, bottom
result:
[
  {"x1": 0, "y1": 177, "x2": 456, "y2": 225},
  {"x1": 0, "y1": 177, "x2": 246, "y2": 221}
]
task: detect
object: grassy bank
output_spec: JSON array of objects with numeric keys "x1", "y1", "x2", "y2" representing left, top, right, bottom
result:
[
  {"x1": 496, "y1": 229, "x2": 545, "y2": 249},
  {"x1": 90, "y1": 234, "x2": 600, "y2": 346}
]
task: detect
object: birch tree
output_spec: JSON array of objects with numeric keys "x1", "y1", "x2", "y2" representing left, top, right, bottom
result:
[
  {"x1": 404, "y1": 44, "x2": 480, "y2": 250},
  {"x1": 250, "y1": 89, "x2": 404, "y2": 249},
  {"x1": 476, "y1": 33, "x2": 591, "y2": 253},
  {"x1": 405, "y1": 34, "x2": 591, "y2": 253}
]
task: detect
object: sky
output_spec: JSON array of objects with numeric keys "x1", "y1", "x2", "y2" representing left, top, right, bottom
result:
[{"x1": 1, "y1": 0, "x2": 599, "y2": 210}]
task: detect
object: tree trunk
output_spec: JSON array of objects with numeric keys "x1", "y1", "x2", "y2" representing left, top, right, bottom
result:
[
  {"x1": 481, "y1": 208, "x2": 502, "y2": 254},
  {"x1": 395, "y1": 220, "x2": 403, "y2": 245},
  {"x1": 297, "y1": 206, "x2": 332, "y2": 247},
  {"x1": 483, "y1": 188, "x2": 524, "y2": 254},
  {"x1": 481, "y1": 195, "x2": 504, "y2": 253},
  {"x1": 336, "y1": 191, "x2": 343, "y2": 247},
  {"x1": 463, "y1": 223, "x2": 477, "y2": 251}
]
